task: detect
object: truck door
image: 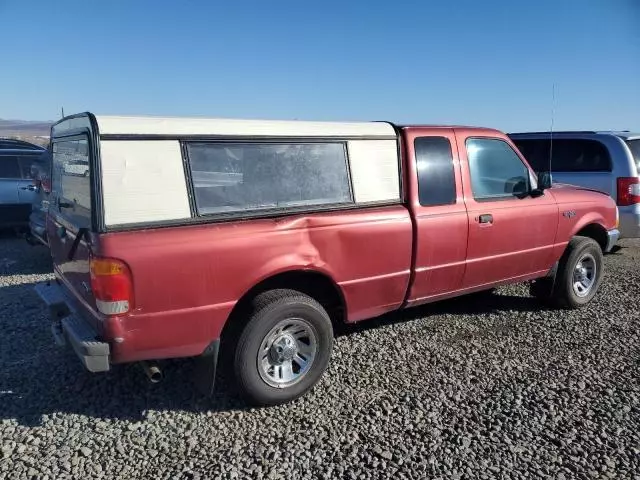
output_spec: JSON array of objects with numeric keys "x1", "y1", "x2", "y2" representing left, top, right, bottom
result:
[
  {"x1": 458, "y1": 132, "x2": 558, "y2": 288},
  {"x1": 404, "y1": 128, "x2": 468, "y2": 304}
]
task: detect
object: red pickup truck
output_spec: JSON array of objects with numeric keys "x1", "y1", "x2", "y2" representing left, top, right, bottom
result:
[{"x1": 36, "y1": 113, "x2": 619, "y2": 405}]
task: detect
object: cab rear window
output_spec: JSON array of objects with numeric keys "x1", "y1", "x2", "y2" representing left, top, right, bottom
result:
[
  {"x1": 52, "y1": 137, "x2": 91, "y2": 226},
  {"x1": 414, "y1": 136, "x2": 456, "y2": 206}
]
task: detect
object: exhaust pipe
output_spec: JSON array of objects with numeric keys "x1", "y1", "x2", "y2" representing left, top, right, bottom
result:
[{"x1": 141, "y1": 361, "x2": 163, "y2": 383}]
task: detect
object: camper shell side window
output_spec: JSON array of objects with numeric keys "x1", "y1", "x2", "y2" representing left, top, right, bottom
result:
[{"x1": 185, "y1": 142, "x2": 353, "y2": 216}]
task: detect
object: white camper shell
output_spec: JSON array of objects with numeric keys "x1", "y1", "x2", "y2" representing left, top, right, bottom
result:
[{"x1": 50, "y1": 113, "x2": 402, "y2": 230}]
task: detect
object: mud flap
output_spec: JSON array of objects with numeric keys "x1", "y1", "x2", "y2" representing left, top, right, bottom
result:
[
  {"x1": 547, "y1": 260, "x2": 559, "y2": 292},
  {"x1": 193, "y1": 339, "x2": 220, "y2": 396}
]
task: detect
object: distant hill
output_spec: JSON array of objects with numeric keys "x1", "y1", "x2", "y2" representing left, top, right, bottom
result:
[
  {"x1": 0, "y1": 119, "x2": 53, "y2": 147},
  {"x1": 0, "y1": 119, "x2": 52, "y2": 136}
]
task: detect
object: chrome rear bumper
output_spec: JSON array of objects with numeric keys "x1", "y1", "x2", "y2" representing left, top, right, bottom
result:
[{"x1": 34, "y1": 281, "x2": 110, "y2": 372}]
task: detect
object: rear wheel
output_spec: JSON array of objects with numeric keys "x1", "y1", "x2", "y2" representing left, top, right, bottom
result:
[
  {"x1": 532, "y1": 236, "x2": 603, "y2": 309},
  {"x1": 233, "y1": 289, "x2": 333, "y2": 406}
]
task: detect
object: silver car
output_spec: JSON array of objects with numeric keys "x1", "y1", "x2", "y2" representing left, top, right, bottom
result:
[
  {"x1": 0, "y1": 139, "x2": 47, "y2": 230},
  {"x1": 509, "y1": 131, "x2": 640, "y2": 238}
]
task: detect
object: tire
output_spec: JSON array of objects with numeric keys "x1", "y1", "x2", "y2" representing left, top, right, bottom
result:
[
  {"x1": 233, "y1": 289, "x2": 333, "y2": 406},
  {"x1": 548, "y1": 236, "x2": 603, "y2": 309}
]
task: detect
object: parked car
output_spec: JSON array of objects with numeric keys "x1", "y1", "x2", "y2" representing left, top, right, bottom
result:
[
  {"x1": 509, "y1": 131, "x2": 640, "y2": 238},
  {"x1": 26, "y1": 147, "x2": 52, "y2": 246},
  {"x1": 36, "y1": 113, "x2": 619, "y2": 406},
  {"x1": 63, "y1": 158, "x2": 89, "y2": 177},
  {"x1": 0, "y1": 139, "x2": 46, "y2": 230}
]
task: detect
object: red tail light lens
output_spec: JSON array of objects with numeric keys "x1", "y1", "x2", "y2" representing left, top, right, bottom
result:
[
  {"x1": 90, "y1": 257, "x2": 134, "y2": 316},
  {"x1": 616, "y1": 177, "x2": 640, "y2": 206}
]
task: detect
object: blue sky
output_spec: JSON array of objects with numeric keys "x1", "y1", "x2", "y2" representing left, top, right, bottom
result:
[{"x1": 0, "y1": 0, "x2": 638, "y2": 131}]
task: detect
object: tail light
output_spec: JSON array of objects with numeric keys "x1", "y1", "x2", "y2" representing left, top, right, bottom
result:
[
  {"x1": 616, "y1": 177, "x2": 640, "y2": 206},
  {"x1": 90, "y1": 257, "x2": 134, "y2": 316}
]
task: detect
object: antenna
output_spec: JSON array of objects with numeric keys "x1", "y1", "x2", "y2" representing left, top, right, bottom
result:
[
  {"x1": 61, "y1": 107, "x2": 65, "y2": 118},
  {"x1": 548, "y1": 83, "x2": 555, "y2": 174}
]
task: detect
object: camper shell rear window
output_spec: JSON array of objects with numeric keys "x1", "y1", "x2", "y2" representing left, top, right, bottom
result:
[{"x1": 51, "y1": 136, "x2": 92, "y2": 227}]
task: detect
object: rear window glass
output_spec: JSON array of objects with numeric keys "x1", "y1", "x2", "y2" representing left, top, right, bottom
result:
[
  {"x1": 512, "y1": 138, "x2": 612, "y2": 172},
  {"x1": 626, "y1": 140, "x2": 640, "y2": 170},
  {"x1": 0, "y1": 156, "x2": 21, "y2": 178},
  {"x1": 52, "y1": 138, "x2": 91, "y2": 226},
  {"x1": 414, "y1": 137, "x2": 456, "y2": 206},
  {"x1": 186, "y1": 142, "x2": 352, "y2": 215}
]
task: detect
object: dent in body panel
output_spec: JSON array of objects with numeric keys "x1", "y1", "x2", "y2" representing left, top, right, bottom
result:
[
  {"x1": 99, "y1": 206, "x2": 413, "y2": 361},
  {"x1": 252, "y1": 209, "x2": 413, "y2": 322}
]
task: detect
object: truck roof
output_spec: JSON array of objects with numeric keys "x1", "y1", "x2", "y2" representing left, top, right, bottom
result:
[
  {"x1": 399, "y1": 124, "x2": 504, "y2": 135},
  {"x1": 55, "y1": 113, "x2": 513, "y2": 140},
  {"x1": 81, "y1": 113, "x2": 397, "y2": 139}
]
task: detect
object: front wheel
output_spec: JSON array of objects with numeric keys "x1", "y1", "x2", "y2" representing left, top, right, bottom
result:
[
  {"x1": 544, "y1": 236, "x2": 603, "y2": 309},
  {"x1": 233, "y1": 289, "x2": 333, "y2": 406}
]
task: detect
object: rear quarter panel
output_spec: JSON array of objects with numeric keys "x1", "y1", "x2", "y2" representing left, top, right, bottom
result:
[{"x1": 98, "y1": 206, "x2": 413, "y2": 362}]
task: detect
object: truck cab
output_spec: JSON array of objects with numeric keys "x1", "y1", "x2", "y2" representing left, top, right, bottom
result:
[
  {"x1": 36, "y1": 113, "x2": 619, "y2": 407},
  {"x1": 402, "y1": 126, "x2": 617, "y2": 304}
]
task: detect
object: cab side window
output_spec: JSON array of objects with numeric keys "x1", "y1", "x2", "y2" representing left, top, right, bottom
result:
[
  {"x1": 415, "y1": 136, "x2": 456, "y2": 206},
  {"x1": 466, "y1": 138, "x2": 531, "y2": 200}
]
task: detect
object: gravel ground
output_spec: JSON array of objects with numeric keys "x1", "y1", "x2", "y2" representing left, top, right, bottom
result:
[{"x1": 1, "y1": 234, "x2": 639, "y2": 479}]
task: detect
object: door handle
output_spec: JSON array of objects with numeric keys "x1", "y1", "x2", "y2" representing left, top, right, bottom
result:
[{"x1": 478, "y1": 214, "x2": 493, "y2": 224}]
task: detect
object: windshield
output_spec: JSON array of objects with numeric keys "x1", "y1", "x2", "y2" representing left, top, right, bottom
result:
[{"x1": 626, "y1": 139, "x2": 640, "y2": 170}]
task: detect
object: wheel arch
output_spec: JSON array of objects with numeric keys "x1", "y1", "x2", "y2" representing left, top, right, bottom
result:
[
  {"x1": 574, "y1": 222, "x2": 608, "y2": 252},
  {"x1": 220, "y1": 269, "x2": 347, "y2": 345}
]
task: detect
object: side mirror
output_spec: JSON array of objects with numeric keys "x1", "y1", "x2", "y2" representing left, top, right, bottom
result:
[{"x1": 538, "y1": 171, "x2": 553, "y2": 190}]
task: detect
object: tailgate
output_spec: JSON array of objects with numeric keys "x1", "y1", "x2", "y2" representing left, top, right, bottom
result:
[{"x1": 48, "y1": 134, "x2": 99, "y2": 329}]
